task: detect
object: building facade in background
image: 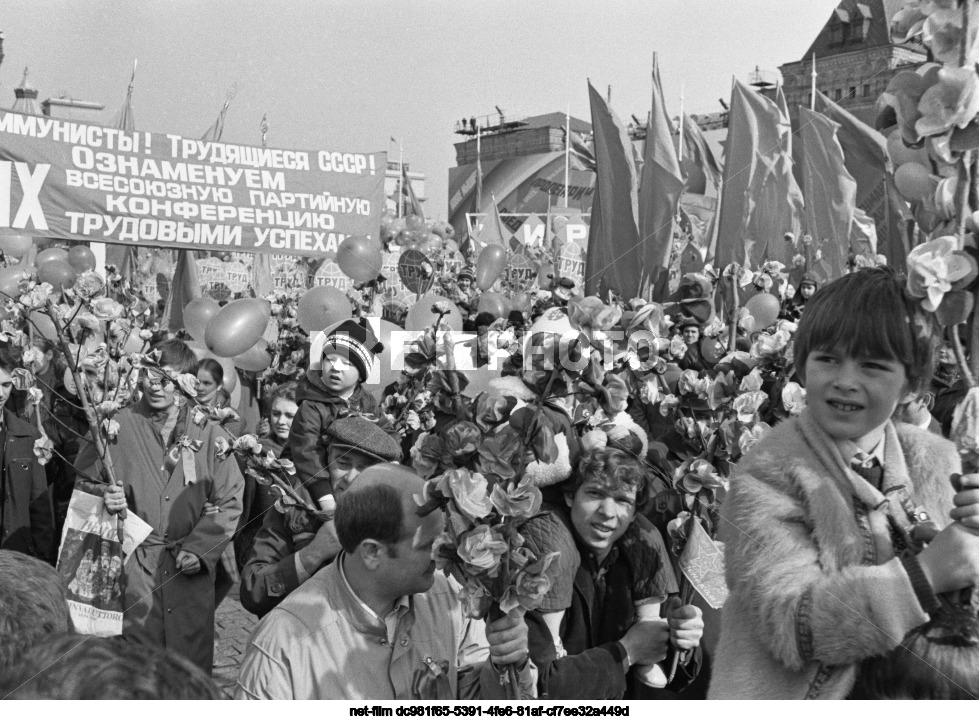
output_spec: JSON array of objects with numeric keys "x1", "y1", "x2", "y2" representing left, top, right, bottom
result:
[{"x1": 769, "y1": 0, "x2": 926, "y2": 129}]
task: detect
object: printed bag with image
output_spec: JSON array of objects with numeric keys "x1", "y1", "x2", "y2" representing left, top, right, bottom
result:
[{"x1": 56, "y1": 488, "x2": 152, "y2": 636}]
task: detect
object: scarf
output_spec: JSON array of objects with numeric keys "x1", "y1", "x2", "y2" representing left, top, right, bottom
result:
[{"x1": 797, "y1": 409, "x2": 923, "y2": 563}]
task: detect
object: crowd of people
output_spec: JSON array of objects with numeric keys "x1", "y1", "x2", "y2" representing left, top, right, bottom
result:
[{"x1": 2, "y1": 259, "x2": 979, "y2": 701}]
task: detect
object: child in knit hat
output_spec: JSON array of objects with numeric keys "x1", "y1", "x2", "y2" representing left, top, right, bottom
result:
[{"x1": 286, "y1": 318, "x2": 385, "y2": 511}]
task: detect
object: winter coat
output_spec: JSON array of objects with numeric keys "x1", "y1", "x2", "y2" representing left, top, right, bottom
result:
[
  {"x1": 74, "y1": 400, "x2": 244, "y2": 670},
  {"x1": 234, "y1": 434, "x2": 283, "y2": 571},
  {"x1": 0, "y1": 409, "x2": 54, "y2": 562},
  {"x1": 709, "y1": 410, "x2": 957, "y2": 699},
  {"x1": 284, "y1": 372, "x2": 380, "y2": 500}
]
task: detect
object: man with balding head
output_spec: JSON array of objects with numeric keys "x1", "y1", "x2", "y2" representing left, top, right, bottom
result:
[{"x1": 236, "y1": 464, "x2": 537, "y2": 700}]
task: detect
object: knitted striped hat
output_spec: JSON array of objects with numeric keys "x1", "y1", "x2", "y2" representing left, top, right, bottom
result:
[{"x1": 310, "y1": 319, "x2": 381, "y2": 382}]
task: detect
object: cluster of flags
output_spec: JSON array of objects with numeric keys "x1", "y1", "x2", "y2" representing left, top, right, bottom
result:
[{"x1": 584, "y1": 65, "x2": 910, "y2": 303}]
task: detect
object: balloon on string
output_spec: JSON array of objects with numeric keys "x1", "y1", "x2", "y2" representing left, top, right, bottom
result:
[
  {"x1": 36, "y1": 247, "x2": 68, "y2": 268},
  {"x1": 894, "y1": 162, "x2": 938, "y2": 201},
  {"x1": 395, "y1": 229, "x2": 415, "y2": 247},
  {"x1": 29, "y1": 311, "x2": 58, "y2": 341},
  {"x1": 475, "y1": 244, "x2": 507, "y2": 291},
  {"x1": 406, "y1": 214, "x2": 426, "y2": 233},
  {"x1": 183, "y1": 297, "x2": 221, "y2": 342},
  {"x1": 336, "y1": 235, "x2": 384, "y2": 282},
  {"x1": 297, "y1": 285, "x2": 351, "y2": 333},
  {"x1": 233, "y1": 339, "x2": 272, "y2": 372},
  {"x1": 405, "y1": 294, "x2": 463, "y2": 332},
  {"x1": 380, "y1": 213, "x2": 396, "y2": 237},
  {"x1": 744, "y1": 292, "x2": 781, "y2": 330},
  {"x1": 38, "y1": 260, "x2": 77, "y2": 291},
  {"x1": 0, "y1": 234, "x2": 33, "y2": 259},
  {"x1": 204, "y1": 298, "x2": 271, "y2": 358},
  {"x1": 67, "y1": 245, "x2": 97, "y2": 272},
  {"x1": 419, "y1": 234, "x2": 443, "y2": 254},
  {"x1": 886, "y1": 130, "x2": 929, "y2": 168},
  {"x1": 0, "y1": 266, "x2": 28, "y2": 299},
  {"x1": 477, "y1": 292, "x2": 507, "y2": 320}
]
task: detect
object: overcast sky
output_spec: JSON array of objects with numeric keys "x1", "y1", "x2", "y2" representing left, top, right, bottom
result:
[{"x1": 2, "y1": 0, "x2": 841, "y2": 219}]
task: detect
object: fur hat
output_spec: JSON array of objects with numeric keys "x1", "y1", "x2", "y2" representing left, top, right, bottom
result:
[
  {"x1": 326, "y1": 416, "x2": 402, "y2": 463},
  {"x1": 310, "y1": 319, "x2": 382, "y2": 382}
]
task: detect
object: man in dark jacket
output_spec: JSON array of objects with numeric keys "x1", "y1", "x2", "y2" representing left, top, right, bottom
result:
[
  {"x1": 521, "y1": 449, "x2": 704, "y2": 699},
  {"x1": 239, "y1": 415, "x2": 402, "y2": 617},
  {"x1": 0, "y1": 347, "x2": 55, "y2": 563}
]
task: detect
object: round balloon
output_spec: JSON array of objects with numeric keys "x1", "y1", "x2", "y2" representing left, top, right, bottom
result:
[
  {"x1": 29, "y1": 311, "x2": 58, "y2": 341},
  {"x1": 405, "y1": 215, "x2": 426, "y2": 233},
  {"x1": 509, "y1": 292, "x2": 533, "y2": 313},
  {"x1": 744, "y1": 292, "x2": 781, "y2": 330},
  {"x1": 894, "y1": 162, "x2": 937, "y2": 201},
  {"x1": 476, "y1": 292, "x2": 507, "y2": 320},
  {"x1": 204, "y1": 298, "x2": 272, "y2": 358},
  {"x1": 475, "y1": 244, "x2": 507, "y2": 291},
  {"x1": 297, "y1": 286, "x2": 352, "y2": 333},
  {"x1": 67, "y1": 245, "x2": 97, "y2": 273},
  {"x1": 398, "y1": 249, "x2": 435, "y2": 294},
  {"x1": 336, "y1": 235, "x2": 384, "y2": 283},
  {"x1": 0, "y1": 234, "x2": 33, "y2": 259},
  {"x1": 886, "y1": 130, "x2": 928, "y2": 168},
  {"x1": 405, "y1": 294, "x2": 463, "y2": 332},
  {"x1": 0, "y1": 266, "x2": 28, "y2": 299},
  {"x1": 233, "y1": 339, "x2": 272, "y2": 372},
  {"x1": 36, "y1": 247, "x2": 69, "y2": 268},
  {"x1": 183, "y1": 297, "x2": 221, "y2": 342},
  {"x1": 38, "y1": 260, "x2": 77, "y2": 291}
]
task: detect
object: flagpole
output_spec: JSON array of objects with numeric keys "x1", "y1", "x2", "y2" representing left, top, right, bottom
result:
[
  {"x1": 811, "y1": 53, "x2": 818, "y2": 108},
  {"x1": 564, "y1": 104, "x2": 571, "y2": 208},
  {"x1": 476, "y1": 125, "x2": 482, "y2": 210},
  {"x1": 678, "y1": 82, "x2": 685, "y2": 163},
  {"x1": 399, "y1": 140, "x2": 404, "y2": 219}
]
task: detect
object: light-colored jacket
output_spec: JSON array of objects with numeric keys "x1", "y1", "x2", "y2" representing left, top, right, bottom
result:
[
  {"x1": 709, "y1": 411, "x2": 957, "y2": 699},
  {"x1": 236, "y1": 556, "x2": 535, "y2": 700}
]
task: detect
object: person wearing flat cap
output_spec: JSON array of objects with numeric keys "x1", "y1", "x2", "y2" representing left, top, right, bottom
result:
[
  {"x1": 285, "y1": 318, "x2": 384, "y2": 513},
  {"x1": 240, "y1": 415, "x2": 402, "y2": 617},
  {"x1": 236, "y1": 464, "x2": 537, "y2": 700}
]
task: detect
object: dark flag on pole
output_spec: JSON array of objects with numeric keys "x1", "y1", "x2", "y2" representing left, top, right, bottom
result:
[{"x1": 584, "y1": 81, "x2": 643, "y2": 299}]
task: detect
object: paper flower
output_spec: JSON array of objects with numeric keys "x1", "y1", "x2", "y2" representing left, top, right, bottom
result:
[
  {"x1": 733, "y1": 390, "x2": 768, "y2": 423},
  {"x1": 781, "y1": 382, "x2": 807, "y2": 415},
  {"x1": 33, "y1": 434, "x2": 54, "y2": 466},
  {"x1": 906, "y1": 235, "x2": 976, "y2": 311},
  {"x1": 439, "y1": 468, "x2": 493, "y2": 521},
  {"x1": 916, "y1": 66, "x2": 979, "y2": 138},
  {"x1": 499, "y1": 552, "x2": 559, "y2": 614},
  {"x1": 490, "y1": 477, "x2": 542, "y2": 520},
  {"x1": 456, "y1": 524, "x2": 508, "y2": 577}
]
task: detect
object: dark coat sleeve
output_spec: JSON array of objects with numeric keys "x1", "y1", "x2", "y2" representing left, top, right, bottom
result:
[
  {"x1": 286, "y1": 400, "x2": 332, "y2": 496},
  {"x1": 526, "y1": 609, "x2": 629, "y2": 700},
  {"x1": 27, "y1": 448, "x2": 55, "y2": 562}
]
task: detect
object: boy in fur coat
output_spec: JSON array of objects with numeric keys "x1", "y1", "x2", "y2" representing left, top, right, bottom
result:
[{"x1": 710, "y1": 268, "x2": 979, "y2": 699}]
